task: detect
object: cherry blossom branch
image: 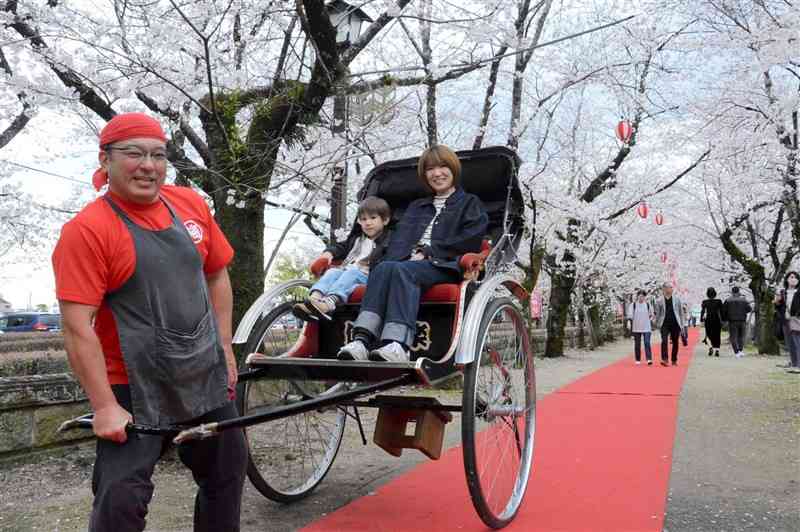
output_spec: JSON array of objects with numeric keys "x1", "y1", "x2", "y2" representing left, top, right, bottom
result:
[{"x1": 602, "y1": 148, "x2": 712, "y2": 221}]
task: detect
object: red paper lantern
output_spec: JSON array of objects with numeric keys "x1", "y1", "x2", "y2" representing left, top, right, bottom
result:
[
  {"x1": 637, "y1": 201, "x2": 648, "y2": 219},
  {"x1": 660, "y1": 252, "x2": 668, "y2": 263},
  {"x1": 655, "y1": 212, "x2": 664, "y2": 225},
  {"x1": 615, "y1": 119, "x2": 633, "y2": 143}
]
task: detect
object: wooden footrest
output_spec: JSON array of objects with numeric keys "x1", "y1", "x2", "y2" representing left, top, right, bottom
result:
[{"x1": 372, "y1": 395, "x2": 453, "y2": 460}]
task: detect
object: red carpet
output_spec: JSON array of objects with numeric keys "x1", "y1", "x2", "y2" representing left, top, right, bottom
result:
[{"x1": 302, "y1": 329, "x2": 698, "y2": 532}]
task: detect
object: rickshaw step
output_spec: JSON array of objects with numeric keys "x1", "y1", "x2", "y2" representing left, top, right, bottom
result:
[{"x1": 243, "y1": 353, "x2": 458, "y2": 384}]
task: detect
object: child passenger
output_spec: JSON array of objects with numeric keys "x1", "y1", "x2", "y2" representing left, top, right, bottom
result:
[{"x1": 293, "y1": 196, "x2": 392, "y2": 321}]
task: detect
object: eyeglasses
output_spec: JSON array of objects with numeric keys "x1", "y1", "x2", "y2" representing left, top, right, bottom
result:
[{"x1": 106, "y1": 146, "x2": 168, "y2": 164}]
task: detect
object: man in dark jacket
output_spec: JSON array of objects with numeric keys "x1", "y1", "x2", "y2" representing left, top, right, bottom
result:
[
  {"x1": 723, "y1": 287, "x2": 752, "y2": 358},
  {"x1": 654, "y1": 283, "x2": 686, "y2": 366}
]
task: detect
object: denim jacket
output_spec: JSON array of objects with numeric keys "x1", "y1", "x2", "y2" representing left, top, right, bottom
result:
[{"x1": 383, "y1": 187, "x2": 488, "y2": 272}]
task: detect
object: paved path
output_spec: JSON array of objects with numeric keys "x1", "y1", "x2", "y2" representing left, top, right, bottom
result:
[{"x1": 664, "y1": 336, "x2": 800, "y2": 531}]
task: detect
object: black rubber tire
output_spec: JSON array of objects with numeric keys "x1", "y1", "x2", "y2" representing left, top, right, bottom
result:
[
  {"x1": 462, "y1": 297, "x2": 536, "y2": 529},
  {"x1": 238, "y1": 301, "x2": 346, "y2": 503}
]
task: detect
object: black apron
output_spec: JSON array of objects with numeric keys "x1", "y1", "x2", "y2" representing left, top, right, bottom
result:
[{"x1": 104, "y1": 196, "x2": 229, "y2": 427}]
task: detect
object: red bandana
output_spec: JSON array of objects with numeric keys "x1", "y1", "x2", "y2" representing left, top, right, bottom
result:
[{"x1": 92, "y1": 113, "x2": 168, "y2": 191}]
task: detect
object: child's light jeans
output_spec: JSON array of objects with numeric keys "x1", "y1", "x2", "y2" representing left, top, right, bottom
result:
[{"x1": 310, "y1": 266, "x2": 368, "y2": 303}]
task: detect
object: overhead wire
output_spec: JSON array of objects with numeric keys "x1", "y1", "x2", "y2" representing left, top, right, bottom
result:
[{"x1": 0, "y1": 159, "x2": 93, "y2": 188}]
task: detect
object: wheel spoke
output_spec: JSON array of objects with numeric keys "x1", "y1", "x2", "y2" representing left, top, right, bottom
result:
[{"x1": 242, "y1": 301, "x2": 345, "y2": 502}]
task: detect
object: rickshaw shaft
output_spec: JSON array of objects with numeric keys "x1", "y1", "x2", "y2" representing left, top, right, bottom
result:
[
  {"x1": 174, "y1": 374, "x2": 414, "y2": 443},
  {"x1": 342, "y1": 400, "x2": 462, "y2": 413}
]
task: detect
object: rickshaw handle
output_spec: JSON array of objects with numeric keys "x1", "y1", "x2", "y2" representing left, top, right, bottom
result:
[{"x1": 57, "y1": 414, "x2": 184, "y2": 436}]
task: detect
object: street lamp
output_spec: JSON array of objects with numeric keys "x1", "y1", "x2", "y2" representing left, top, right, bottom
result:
[
  {"x1": 326, "y1": 0, "x2": 373, "y2": 47},
  {"x1": 326, "y1": 3, "x2": 372, "y2": 241}
]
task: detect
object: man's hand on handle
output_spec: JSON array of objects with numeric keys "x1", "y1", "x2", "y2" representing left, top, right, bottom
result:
[{"x1": 93, "y1": 402, "x2": 133, "y2": 443}]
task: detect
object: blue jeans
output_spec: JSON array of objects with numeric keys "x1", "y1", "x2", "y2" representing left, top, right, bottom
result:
[
  {"x1": 310, "y1": 267, "x2": 368, "y2": 303},
  {"x1": 353, "y1": 260, "x2": 459, "y2": 346},
  {"x1": 633, "y1": 332, "x2": 652, "y2": 361},
  {"x1": 783, "y1": 323, "x2": 800, "y2": 368}
]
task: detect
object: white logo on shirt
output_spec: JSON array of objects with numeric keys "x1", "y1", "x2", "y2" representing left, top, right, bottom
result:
[{"x1": 184, "y1": 220, "x2": 203, "y2": 243}]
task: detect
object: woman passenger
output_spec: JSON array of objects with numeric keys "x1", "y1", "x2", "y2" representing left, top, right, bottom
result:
[{"x1": 338, "y1": 145, "x2": 488, "y2": 362}]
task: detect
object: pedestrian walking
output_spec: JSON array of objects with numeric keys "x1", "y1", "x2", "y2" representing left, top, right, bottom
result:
[
  {"x1": 654, "y1": 283, "x2": 687, "y2": 366},
  {"x1": 723, "y1": 286, "x2": 752, "y2": 358},
  {"x1": 774, "y1": 271, "x2": 800, "y2": 373},
  {"x1": 701, "y1": 287, "x2": 724, "y2": 357},
  {"x1": 680, "y1": 302, "x2": 689, "y2": 346},
  {"x1": 52, "y1": 113, "x2": 247, "y2": 532},
  {"x1": 627, "y1": 289, "x2": 654, "y2": 365}
]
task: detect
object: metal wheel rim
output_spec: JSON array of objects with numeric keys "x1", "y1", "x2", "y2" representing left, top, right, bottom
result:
[{"x1": 469, "y1": 302, "x2": 536, "y2": 521}]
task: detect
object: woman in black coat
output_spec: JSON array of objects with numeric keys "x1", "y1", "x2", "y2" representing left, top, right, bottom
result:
[
  {"x1": 774, "y1": 271, "x2": 800, "y2": 371},
  {"x1": 701, "y1": 287, "x2": 724, "y2": 357},
  {"x1": 337, "y1": 144, "x2": 488, "y2": 363}
]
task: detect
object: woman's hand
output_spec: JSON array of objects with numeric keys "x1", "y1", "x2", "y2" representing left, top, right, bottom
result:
[{"x1": 410, "y1": 251, "x2": 425, "y2": 261}]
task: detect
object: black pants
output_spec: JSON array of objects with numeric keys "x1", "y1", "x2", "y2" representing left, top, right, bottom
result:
[
  {"x1": 90, "y1": 385, "x2": 247, "y2": 532},
  {"x1": 706, "y1": 322, "x2": 721, "y2": 348},
  {"x1": 660, "y1": 325, "x2": 681, "y2": 363},
  {"x1": 729, "y1": 321, "x2": 746, "y2": 352}
]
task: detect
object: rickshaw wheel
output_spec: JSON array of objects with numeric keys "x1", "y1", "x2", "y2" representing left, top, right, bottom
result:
[
  {"x1": 462, "y1": 297, "x2": 536, "y2": 529},
  {"x1": 238, "y1": 301, "x2": 346, "y2": 503}
]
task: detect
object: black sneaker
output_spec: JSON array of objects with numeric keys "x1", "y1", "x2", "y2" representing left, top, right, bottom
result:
[{"x1": 660, "y1": 360, "x2": 669, "y2": 367}]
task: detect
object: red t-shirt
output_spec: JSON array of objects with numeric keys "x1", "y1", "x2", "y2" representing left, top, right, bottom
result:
[{"x1": 52, "y1": 186, "x2": 234, "y2": 384}]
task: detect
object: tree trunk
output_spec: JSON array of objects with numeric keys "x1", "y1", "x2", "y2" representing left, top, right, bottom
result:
[
  {"x1": 522, "y1": 242, "x2": 545, "y2": 341},
  {"x1": 587, "y1": 304, "x2": 602, "y2": 348},
  {"x1": 545, "y1": 270, "x2": 575, "y2": 357},
  {"x1": 215, "y1": 198, "x2": 265, "y2": 347},
  {"x1": 750, "y1": 279, "x2": 779, "y2": 355}
]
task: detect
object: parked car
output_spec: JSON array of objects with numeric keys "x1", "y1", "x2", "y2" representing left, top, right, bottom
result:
[
  {"x1": 0, "y1": 312, "x2": 62, "y2": 333},
  {"x1": 270, "y1": 314, "x2": 300, "y2": 330}
]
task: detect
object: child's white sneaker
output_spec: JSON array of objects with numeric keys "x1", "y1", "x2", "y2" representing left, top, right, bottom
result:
[{"x1": 307, "y1": 296, "x2": 336, "y2": 320}]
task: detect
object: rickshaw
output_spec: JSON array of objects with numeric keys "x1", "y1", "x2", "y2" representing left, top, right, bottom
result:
[{"x1": 62, "y1": 146, "x2": 535, "y2": 529}]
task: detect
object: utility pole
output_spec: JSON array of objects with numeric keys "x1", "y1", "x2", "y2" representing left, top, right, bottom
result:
[{"x1": 330, "y1": 88, "x2": 349, "y2": 243}]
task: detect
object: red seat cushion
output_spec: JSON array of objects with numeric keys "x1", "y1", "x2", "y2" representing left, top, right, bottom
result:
[{"x1": 347, "y1": 283, "x2": 460, "y2": 304}]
